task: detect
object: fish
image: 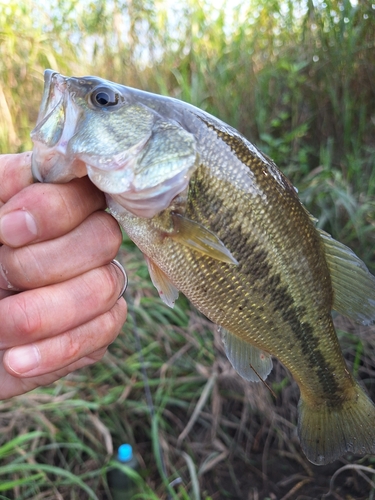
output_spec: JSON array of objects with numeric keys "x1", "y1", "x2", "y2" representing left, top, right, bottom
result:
[{"x1": 31, "y1": 69, "x2": 375, "y2": 465}]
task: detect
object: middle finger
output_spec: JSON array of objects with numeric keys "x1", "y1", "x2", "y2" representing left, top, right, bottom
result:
[
  {"x1": 0, "y1": 177, "x2": 106, "y2": 247},
  {"x1": 0, "y1": 211, "x2": 122, "y2": 291}
]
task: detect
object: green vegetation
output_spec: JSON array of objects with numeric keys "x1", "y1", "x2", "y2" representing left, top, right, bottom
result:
[{"x1": 0, "y1": 0, "x2": 375, "y2": 498}]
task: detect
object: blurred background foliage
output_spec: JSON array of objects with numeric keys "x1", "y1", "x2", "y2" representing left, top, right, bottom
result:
[
  {"x1": 0, "y1": 0, "x2": 374, "y2": 263},
  {"x1": 1, "y1": 0, "x2": 375, "y2": 498}
]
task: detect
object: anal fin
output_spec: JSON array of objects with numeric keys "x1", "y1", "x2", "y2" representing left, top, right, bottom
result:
[
  {"x1": 220, "y1": 327, "x2": 273, "y2": 382},
  {"x1": 145, "y1": 255, "x2": 179, "y2": 308}
]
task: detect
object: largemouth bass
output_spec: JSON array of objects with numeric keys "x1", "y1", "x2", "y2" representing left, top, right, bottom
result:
[{"x1": 31, "y1": 70, "x2": 375, "y2": 465}]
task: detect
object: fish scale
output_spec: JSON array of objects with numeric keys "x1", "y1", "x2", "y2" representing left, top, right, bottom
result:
[
  {"x1": 31, "y1": 69, "x2": 375, "y2": 465},
  {"x1": 178, "y1": 163, "x2": 343, "y2": 397},
  {"x1": 135, "y1": 202, "x2": 344, "y2": 408}
]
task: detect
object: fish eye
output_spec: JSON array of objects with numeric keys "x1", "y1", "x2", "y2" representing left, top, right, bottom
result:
[{"x1": 90, "y1": 87, "x2": 120, "y2": 108}]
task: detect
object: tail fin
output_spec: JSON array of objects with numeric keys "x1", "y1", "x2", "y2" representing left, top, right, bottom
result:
[{"x1": 298, "y1": 384, "x2": 375, "y2": 465}]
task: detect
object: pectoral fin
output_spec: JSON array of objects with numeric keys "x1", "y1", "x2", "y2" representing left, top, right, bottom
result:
[
  {"x1": 145, "y1": 255, "x2": 179, "y2": 308},
  {"x1": 319, "y1": 229, "x2": 375, "y2": 325},
  {"x1": 171, "y1": 213, "x2": 238, "y2": 265},
  {"x1": 220, "y1": 327, "x2": 273, "y2": 382}
]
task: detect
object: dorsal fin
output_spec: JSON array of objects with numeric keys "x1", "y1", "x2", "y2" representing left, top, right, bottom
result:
[{"x1": 319, "y1": 229, "x2": 375, "y2": 325}]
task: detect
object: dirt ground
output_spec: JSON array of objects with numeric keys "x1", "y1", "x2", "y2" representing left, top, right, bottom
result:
[{"x1": 204, "y1": 453, "x2": 374, "y2": 499}]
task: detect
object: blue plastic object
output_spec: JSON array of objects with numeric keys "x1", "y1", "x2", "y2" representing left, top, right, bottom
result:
[
  {"x1": 107, "y1": 443, "x2": 140, "y2": 499},
  {"x1": 118, "y1": 444, "x2": 133, "y2": 462}
]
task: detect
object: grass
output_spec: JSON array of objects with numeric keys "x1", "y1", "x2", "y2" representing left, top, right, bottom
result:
[
  {"x1": 1, "y1": 0, "x2": 375, "y2": 498},
  {"x1": 0, "y1": 246, "x2": 374, "y2": 499}
]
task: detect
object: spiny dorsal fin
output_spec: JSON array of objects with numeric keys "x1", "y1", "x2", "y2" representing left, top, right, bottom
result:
[
  {"x1": 319, "y1": 229, "x2": 375, "y2": 325},
  {"x1": 220, "y1": 327, "x2": 273, "y2": 382},
  {"x1": 145, "y1": 255, "x2": 179, "y2": 308},
  {"x1": 171, "y1": 213, "x2": 238, "y2": 265}
]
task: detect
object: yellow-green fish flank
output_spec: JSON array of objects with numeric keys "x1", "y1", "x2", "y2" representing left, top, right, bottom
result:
[{"x1": 31, "y1": 70, "x2": 375, "y2": 465}]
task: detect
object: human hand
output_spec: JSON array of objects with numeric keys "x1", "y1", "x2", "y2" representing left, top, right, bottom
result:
[{"x1": 0, "y1": 152, "x2": 127, "y2": 399}]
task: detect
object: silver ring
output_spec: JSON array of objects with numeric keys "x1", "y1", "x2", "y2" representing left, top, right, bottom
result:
[{"x1": 111, "y1": 259, "x2": 128, "y2": 298}]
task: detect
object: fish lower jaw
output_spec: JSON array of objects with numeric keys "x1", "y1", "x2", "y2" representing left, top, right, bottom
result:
[
  {"x1": 109, "y1": 191, "x2": 174, "y2": 218},
  {"x1": 108, "y1": 175, "x2": 191, "y2": 218},
  {"x1": 32, "y1": 144, "x2": 87, "y2": 183},
  {"x1": 86, "y1": 163, "x2": 133, "y2": 194}
]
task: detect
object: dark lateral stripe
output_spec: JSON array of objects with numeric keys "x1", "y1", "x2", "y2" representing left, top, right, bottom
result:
[{"x1": 188, "y1": 135, "x2": 341, "y2": 401}]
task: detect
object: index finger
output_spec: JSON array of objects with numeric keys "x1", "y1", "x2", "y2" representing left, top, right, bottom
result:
[
  {"x1": 0, "y1": 153, "x2": 34, "y2": 206},
  {"x1": 0, "y1": 176, "x2": 107, "y2": 247}
]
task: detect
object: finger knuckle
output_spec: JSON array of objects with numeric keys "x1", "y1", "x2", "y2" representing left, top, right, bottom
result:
[
  {"x1": 54, "y1": 188, "x2": 77, "y2": 228},
  {"x1": 88, "y1": 212, "x2": 123, "y2": 259},
  {"x1": 107, "y1": 301, "x2": 127, "y2": 338},
  {"x1": 8, "y1": 247, "x2": 43, "y2": 289},
  {"x1": 63, "y1": 331, "x2": 81, "y2": 359},
  {"x1": 89, "y1": 347, "x2": 108, "y2": 362},
  {"x1": 12, "y1": 294, "x2": 43, "y2": 336},
  {"x1": 102, "y1": 264, "x2": 122, "y2": 299},
  {"x1": 95, "y1": 305, "x2": 125, "y2": 347}
]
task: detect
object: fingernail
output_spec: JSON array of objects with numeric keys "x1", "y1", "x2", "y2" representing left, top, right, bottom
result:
[
  {"x1": 6, "y1": 345, "x2": 41, "y2": 374},
  {"x1": 0, "y1": 210, "x2": 38, "y2": 246}
]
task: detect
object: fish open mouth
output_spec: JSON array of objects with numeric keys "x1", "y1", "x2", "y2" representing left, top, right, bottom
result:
[
  {"x1": 31, "y1": 69, "x2": 198, "y2": 217},
  {"x1": 31, "y1": 71, "x2": 85, "y2": 183}
]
